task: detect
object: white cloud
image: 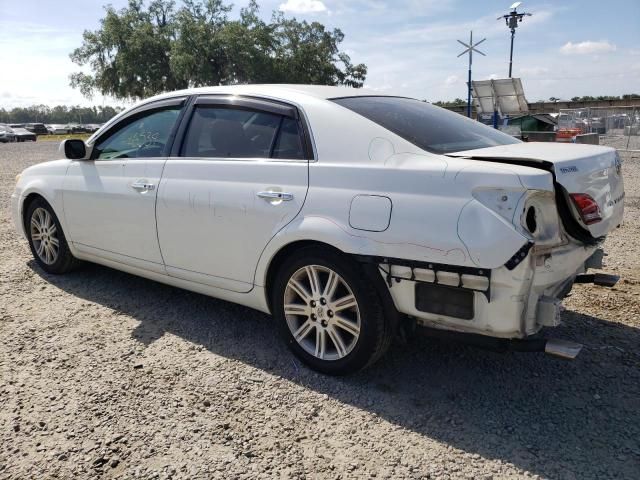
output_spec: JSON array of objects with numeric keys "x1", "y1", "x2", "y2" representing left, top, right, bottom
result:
[
  {"x1": 560, "y1": 40, "x2": 616, "y2": 55},
  {"x1": 279, "y1": 0, "x2": 327, "y2": 14},
  {"x1": 444, "y1": 75, "x2": 459, "y2": 86}
]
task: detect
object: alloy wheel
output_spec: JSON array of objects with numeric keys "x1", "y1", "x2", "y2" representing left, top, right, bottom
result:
[
  {"x1": 30, "y1": 207, "x2": 59, "y2": 265},
  {"x1": 284, "y1": 265, "x2": 361, "y2": 361}
]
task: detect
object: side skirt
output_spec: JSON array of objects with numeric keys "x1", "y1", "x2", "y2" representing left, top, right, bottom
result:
[{"x1": 71, "y1": 251, "x2": 271, "y2": 314}]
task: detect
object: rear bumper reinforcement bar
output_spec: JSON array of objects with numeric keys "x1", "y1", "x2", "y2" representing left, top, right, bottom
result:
[{"x1": 354, "y1": 254, "x2": 492, "y2": 301}]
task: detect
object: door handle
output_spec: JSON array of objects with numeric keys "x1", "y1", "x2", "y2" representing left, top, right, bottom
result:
[
  {"x1": 131, "y1": 181, "x2": 155, "y2": 191},
  {"x1": 257, "y1": 191, "x2": 294, "y2": 201}
]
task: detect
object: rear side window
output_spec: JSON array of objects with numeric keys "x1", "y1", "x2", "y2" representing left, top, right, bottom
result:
[
  {"x1": 273, "y1": 117, "x2": 305, "y2": 159},
  {"x1": 182, "y1": 106, "x2": 306, "y2": 160},
  {"x1": 333, "y1": 96, "x2": 520, "y2": 154}
]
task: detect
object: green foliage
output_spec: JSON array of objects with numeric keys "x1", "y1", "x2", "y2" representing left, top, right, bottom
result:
[
  {"x1": 0, "y1": 105, "x2": 124, "y2": 124},
  {"x1": 433, "y1": 98, "x2": 467, "y2": 107},
  {"x1": 568, "y1": 94, "x2": 640, "y2": 102},
  {"x1": 69, "y1": 0, "x2": 367, "y2": 100}
]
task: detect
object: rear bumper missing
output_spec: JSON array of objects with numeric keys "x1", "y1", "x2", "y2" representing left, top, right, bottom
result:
[{"x1": 364, "y1": 242, "x2": 602, "y2": 339}]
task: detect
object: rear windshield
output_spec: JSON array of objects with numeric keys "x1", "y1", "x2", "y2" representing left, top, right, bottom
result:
[{"x1": 333, "y1": 96, "x2": 520, "y2": 154}]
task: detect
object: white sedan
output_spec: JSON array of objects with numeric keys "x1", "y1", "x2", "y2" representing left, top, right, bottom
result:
[{"x1": 11, "y1": 85, "x2": 625, "y2": 374}]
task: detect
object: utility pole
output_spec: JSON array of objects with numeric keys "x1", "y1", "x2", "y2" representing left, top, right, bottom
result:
[
  {"x1": 457, "y1": 31, "x2": 486, "y2": 118},
  {"x1": 498, "y1": 2, "x2": 532, "y2": 77}
]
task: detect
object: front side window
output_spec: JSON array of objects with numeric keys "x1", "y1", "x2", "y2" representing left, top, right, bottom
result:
[
  {"x1": 182, "y1": 106, "x2": 306, "y2": 160},
  {"x1": 93, "y1": 107, "x2": 182, "y2": 160},
  {"x1": 333, "y1": 96, "x2": 520, "y2": 154}
]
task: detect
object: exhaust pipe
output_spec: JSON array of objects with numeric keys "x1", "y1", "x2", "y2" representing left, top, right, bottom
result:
[
  {"x1": 509, "y1": 337, "x2": 583, "y2": 360},
  {"x1": 575, "y1": 273, "x2": 620, "y2": 287},
  {"x1": 544, "y1": 339, "x2": 583, "y2": 360}
]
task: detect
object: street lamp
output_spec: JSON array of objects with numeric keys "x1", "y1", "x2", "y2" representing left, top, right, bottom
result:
[{"x1": 498, "y1": 2, "x2": 532, "y2": 78}]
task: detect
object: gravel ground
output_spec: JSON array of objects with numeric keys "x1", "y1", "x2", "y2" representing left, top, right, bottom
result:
[{"x1": 1, "y1": 142, "x2": 639, "y2": 480}]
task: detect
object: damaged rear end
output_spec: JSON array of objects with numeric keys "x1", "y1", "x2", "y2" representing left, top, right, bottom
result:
[
  {"x1": 450, "y1": 143, "x2": 625, "y2": 241},
  {"x1": 447, "y1": 143, "x2": 625, "y2": 341}
]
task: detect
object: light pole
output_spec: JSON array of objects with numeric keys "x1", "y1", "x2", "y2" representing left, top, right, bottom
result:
[
  {"x1": 457, "y1": 31, "x2": 486, "y2": 118},
  {"x1": 498, "y1": 2, "x2": 532, "y2": 78}
]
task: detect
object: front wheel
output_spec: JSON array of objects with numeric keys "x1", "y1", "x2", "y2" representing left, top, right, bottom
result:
[
  {"x1": 26, "y1": 198, "x2": 79, "y2": 274},
  {"x1": 272, "y1": 247, "x2": 392, "y2": 375}
]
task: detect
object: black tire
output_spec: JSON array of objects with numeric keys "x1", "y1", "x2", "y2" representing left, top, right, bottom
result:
[
  {"x1": 272, "y1": 246, "x2": 392, "y2": 375},
  {"x1": 25, "y1": 198, "x2": 80, "y2": 274}
]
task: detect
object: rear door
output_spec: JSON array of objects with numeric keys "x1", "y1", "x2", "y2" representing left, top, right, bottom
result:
[
  {"x1": 63, "y1": 98, "x2": 185, "y2": 273},
  {"x1": 156, "y1": 96, "x2": 310, "y2": 292}
]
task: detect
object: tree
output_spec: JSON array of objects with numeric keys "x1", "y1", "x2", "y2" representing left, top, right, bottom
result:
[
  {"x1": 0, "y1": 105, "x2": 124, "y2": 124},
  {"x1": 568, "y1": 94, "x2": 640, "y2": 102},
  {"x1": 70, "y1": 0, "x2": 367, "y2": 100},
  {"x1": 70, "y1": 0, "x2": 182, "y2": 99},
  {"x1": 432, "y1": 98, "x2": 466, "y2": 107}
]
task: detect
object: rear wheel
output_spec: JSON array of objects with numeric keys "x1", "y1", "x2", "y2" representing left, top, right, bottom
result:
[
  {"x1": 26, "y1": 198, "x2": 79, "y2": 274},
  {"x1": 272, "y1": 246, "x2": 391, "y2": 375}
]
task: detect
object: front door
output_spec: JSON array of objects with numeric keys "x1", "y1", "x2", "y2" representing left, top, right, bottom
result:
[
  {"x1": 63, "y1": 101, "x2": 185, "y2": 273},
  {"x1": 156, "y1": 97, "x2": 310, "y2": 292}
]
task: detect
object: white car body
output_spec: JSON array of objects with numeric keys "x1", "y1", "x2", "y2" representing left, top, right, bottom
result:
[
  {"x1": 11, "y1": 85, "x2": 624, "y2": 346},
  {"x1": 47, "y1": 125, "x2": 72, "y2": 135}
]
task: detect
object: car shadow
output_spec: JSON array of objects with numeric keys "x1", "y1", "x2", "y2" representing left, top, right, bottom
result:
[{"x1": 31, "y1": 261, "x2": 640, "y2": 479}]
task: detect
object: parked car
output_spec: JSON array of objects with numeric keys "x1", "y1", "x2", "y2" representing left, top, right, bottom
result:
[
  {"x1": 12, "y1": 127, "x2": 37, "y2": 142},
  {"x1": 0, "y1": 124, "x2": 16, "y2": 143},
  {"x1": 10, "y1": 85, "x2": 625, "y2": 374},
  {"x1": 67, "y1": 123, "x2": 89, "y2": 134},
  {"x1": 25, "y1": 123, "x2": 48, "y2": 135},
  {"x1": 82, "y1": 124, "x2": 102, "y2": 133},
  {"x1": 47, "y1": 124, "x2": 72, "y2": 134}
]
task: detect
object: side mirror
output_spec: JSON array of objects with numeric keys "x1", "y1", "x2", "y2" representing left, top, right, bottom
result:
[{"x1": 60, "y1": 139, "x2": 87, "y2": 160}]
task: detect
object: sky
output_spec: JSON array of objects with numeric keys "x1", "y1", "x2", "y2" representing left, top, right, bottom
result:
[{"x1": 0, "y1": 0, "x2": 639, "y2": 108}]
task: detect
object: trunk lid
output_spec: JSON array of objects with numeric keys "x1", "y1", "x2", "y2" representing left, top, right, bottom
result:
[{"x1": 448, "y1": 143, "x2": 625, "y2": 239}]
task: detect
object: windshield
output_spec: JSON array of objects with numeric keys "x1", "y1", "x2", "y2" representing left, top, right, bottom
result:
[{"x1": 332, "y1": 96, "x2": 520, "y2": 154}]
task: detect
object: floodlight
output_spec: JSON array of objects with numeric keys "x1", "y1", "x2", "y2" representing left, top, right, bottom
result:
[{"x1": 498, "y1": 3, "x2": 532, "y2": 77}]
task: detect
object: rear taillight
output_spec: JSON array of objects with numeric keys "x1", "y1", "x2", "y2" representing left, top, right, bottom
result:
[{"x1": 570, "y1": 193, "x2": 602, "y2": 225}]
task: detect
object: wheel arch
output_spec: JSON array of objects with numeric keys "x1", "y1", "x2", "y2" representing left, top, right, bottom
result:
[
  {"x1": 256, "y1": 215, "x2": 399, "y2": 315},
  {"x1": 20, "y1": 189, "x2": 72, "y2": 249},
  {"x1": 18, "y1": 170, "x2": 70, "y2": 237},
  {"x1": 21, "y1": 192, "x2": 52, "y2": 233},
  {"x1": 262, "y1": 239, "x2": 399, "y2": 333}
]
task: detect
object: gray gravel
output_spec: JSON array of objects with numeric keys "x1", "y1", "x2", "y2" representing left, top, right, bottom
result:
[{"x1": 1, "y1": 141, "x2": 639, "y2": 479}]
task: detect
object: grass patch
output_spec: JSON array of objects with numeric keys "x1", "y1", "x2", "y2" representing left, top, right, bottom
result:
[{"x1": 37, "y1": 133, "x2": 92, "y2": 142}]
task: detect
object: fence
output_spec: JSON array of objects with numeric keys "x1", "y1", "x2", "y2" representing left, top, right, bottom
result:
[{"x1": 558, "y1": 106, "x2": 640, "y2": 152}]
